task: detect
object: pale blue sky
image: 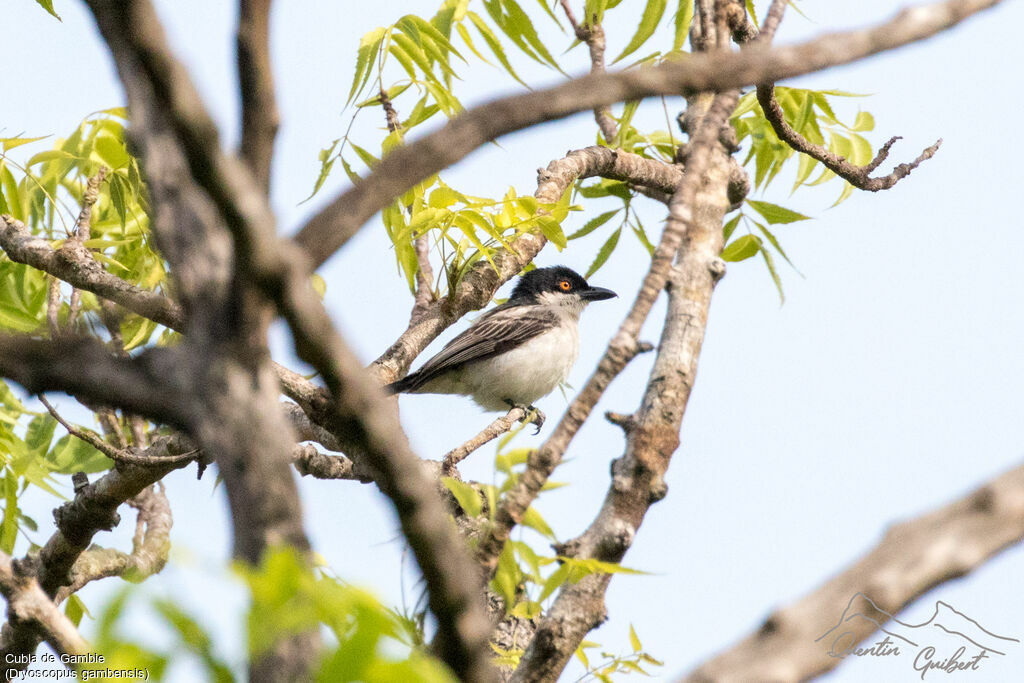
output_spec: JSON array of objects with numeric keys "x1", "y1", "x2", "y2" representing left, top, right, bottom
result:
[{"x1": 4, "y1": 1, "x2": 1024, "y2": 681}]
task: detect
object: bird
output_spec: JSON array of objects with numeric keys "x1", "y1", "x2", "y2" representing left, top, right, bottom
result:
[{"x1": 386, "y1": 265, "x2": 617, "y2": 432}]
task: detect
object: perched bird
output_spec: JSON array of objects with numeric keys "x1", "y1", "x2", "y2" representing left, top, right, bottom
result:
[{"x1": 386, "y1": 266, "x2": 616, "y2": 431}]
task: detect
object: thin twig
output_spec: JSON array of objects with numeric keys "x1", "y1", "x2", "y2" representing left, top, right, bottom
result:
[
  {"x1": 757, "y1": 83, "x2": 941, "y2": 191},
  {"x1": 39, "y1": 396, "x2": 197, "y2": 466},
  {"x1": 443, "y1": 407, "x2": 527, "y2": 476},
  {"x1": 559, "y1": 0, "x2": 617, "y2": 141}
]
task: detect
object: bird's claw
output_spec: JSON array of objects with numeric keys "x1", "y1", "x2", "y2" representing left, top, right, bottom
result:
[{"x1": 506, "y1": 401, "x2": 545, "y2": 434}]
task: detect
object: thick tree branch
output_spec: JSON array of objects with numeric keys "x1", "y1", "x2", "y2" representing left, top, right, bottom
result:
[
  {"x1": 0, "y1": 215, "x2": 184, "y2": 331},
  {"x1": 509, "y1": 89, "x2": 737, "y2": 682},
  {"x1": 684, "y1": 463, "x2": 1024, "y2": 682},
  {"x1": 0, "y1": 553, "x2": 88, "y2": 661},
  {"x1": 476, "y1": 99, "x2": 737, "y2": 578},
  {"x1": 0, "y1": 334, "x2": 195, "y2": 429},
  {"x1": 84, "y1": 2, "x2": 497, "y2": 677},
  {"x1": 55, "y1": 482, "x2": 173, "y2": 604},
  {"x1": 293, "y1": 0, "x2": 1001, "y2": 268},
  {"x1": 237, "y1": 0, "x2": 278, "y2": 192}
]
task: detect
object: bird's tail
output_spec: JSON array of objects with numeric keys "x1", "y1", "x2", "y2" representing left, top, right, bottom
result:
[{"x1": 384, "y1": 375, "x2": 413, "y2": 395}]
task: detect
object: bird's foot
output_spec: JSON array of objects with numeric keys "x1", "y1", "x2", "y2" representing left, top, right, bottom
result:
[{"x1": 505, "y1": 401, "x2": 546, "y2": 435}]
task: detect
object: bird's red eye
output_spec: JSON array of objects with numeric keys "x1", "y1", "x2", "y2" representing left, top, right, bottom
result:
[{"x1": 559, "y1": 279, "x2": 571, "y2": 291}]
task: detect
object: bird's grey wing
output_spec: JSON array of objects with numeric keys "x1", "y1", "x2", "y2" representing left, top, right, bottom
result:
[{"x1": 394, "y1": 309, "x2": 557, "y2": 392}]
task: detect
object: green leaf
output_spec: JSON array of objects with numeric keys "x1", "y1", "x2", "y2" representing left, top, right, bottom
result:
[
  {"x1": 831, "y1": 180, "x2": 855, "y2": 207},
  {"x1": 466, "y1": 11, "x2": 528, "y2": 87},
  {"x1": 629, "y1": 624, "x2": 642, "y2": 652},
  {"x1": 1, "y1": 165, "x2": 24, "y2": 221},
  {"x1": 441, "y1": 477, "x2": 482, "y2": 517},
  {"x1": 613, "y1": 0, "x2": 668, "y2": 64},
  {"x1": 721, "y1": 234, "x2": 761, "y2": 262},
  {"x1": 745, "y1": 200, "x2": 810, "y2": 225},
  {"x1": 497, "y1": 0, "x2": 562, "y2": 70},
  {"x1": 491, "y1": 543, "x2": 519, "y2": 608},
  {"x1": 567, "y1": 209, "x2": 619, "y2": 240},
  {"x1": 585, "y1": 227, "x2": 621, "y2": 278},
  {"x1": 536, "y1": 216, "x2": 566, "y2": 250},
  {"x1": 65, "y1": 595, "x2": 87, "y2": 628},
  {"x1": 521, "y1": 506, "x2": 556, "y2": 540},
  {"x1": 539, "y1": 563, "x2": 570, "y2": 602},
  {"x1": 851, "y1": 110, "x2": 875, "y2": 132},
  {"x1": 1, "y1": 470, "x2": 18, "y2": 553},
  {"x1": 46, "y1": 434, "x2": 114, "y2": 475},
  {"x1": 33, "y1": 0, "x2": 61, "y2": 20},
  {"x1": 25, "y1": 414, "x2": 57, "y2": 457},
  {"x1": 673, "y1": 1, "x2": 694, "y2": 51},
  {"x1": 722, "y1": 214, "x2": 741, "y2": 242},
  {"x1": 751, "y1": 220, "x2": 795, "y2": 268},
  {"x1": 347, "y1": 28, "x2": 386, "y2": 105},
  {"x1": 0, "y1": 136, "x2": 49, "y2": 153},
  {"x1": 792, "y1": 153, "x2": 819, "y2": 192},
  {"x1": 745, "y1": 0, "x2": 758, "y2": 26},
  {"x1": 759, "y1": 242, "x2": 784, "y2": 303}
]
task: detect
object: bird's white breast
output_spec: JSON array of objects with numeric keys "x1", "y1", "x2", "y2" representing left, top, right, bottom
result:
[{"x1": 463, "y1": 320, "x2": 579, "y2": 411}]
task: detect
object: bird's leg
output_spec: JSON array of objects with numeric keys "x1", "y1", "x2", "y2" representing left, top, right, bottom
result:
[{"x1": 505, "y1": 400, "x2": 546, "y2": 435}]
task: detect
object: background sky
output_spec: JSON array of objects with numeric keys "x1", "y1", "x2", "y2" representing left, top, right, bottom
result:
[{"x1": 4, "y1": 1, "x2": 1024, "y2": 681}]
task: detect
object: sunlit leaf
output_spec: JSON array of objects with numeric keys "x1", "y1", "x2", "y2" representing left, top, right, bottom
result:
[
  {"x1": 613, "y1": 0, "x2": 668, "y2": 64},
  {"x1": 721, "y1": 234, "x2": 760, "y2": 262},
  {"x1": 585, "y1": 227, "x2": 621, "y2": 278},
  {"x1": 745, "y1": 200, "x2": 810, "y2": 225}
]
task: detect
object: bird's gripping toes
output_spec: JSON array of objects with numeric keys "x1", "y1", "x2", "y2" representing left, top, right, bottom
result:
[{"x1": 386, "y1": 266, "x2": 617, "y2": 434}]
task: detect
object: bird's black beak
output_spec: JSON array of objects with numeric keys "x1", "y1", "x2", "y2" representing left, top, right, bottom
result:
[{"x1": 580, "y1": 286, "x2": 617, "y2": 302}]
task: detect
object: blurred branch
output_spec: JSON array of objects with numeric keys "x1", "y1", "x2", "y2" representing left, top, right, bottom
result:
[
  {"x1": 237, "y1": 0, "x2": 278, "y2": 192},
  {"x1": 83, "y1": 1, "x2": 496, "y2": 677},
  {"x1": 0, "y1": 334, "x2": 194, "y2": 429},
  {"x1": 684, "y1": 463, "x2": 1024, "y2": 681}
]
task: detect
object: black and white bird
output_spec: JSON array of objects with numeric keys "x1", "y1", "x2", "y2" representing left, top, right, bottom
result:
[{"x1": 386, "y1": 266, "x2": 616, "y2": 431}]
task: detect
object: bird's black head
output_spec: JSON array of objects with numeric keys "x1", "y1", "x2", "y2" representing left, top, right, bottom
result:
[{"x1": 508, "y1": 266, "x2": 617, "y2": 305}]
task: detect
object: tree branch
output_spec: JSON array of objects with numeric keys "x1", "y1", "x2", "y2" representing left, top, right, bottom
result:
[
  {"x1": 443, "y1": 407, "x2": 529, "y2": 476},
  {"x1": 0, "y1": 214, "x2": 184, "y2": 331},
  {"x1": 560, "y1": 0, "x2": 618, "y2": 141},
  {"x1": 0, "y1": 436, "x2": 192, "y2": 674},
  {"x1": 0, "y1": 553, "x2": 88, "y2": 661},
  {"x1": 758, "y1": 84, "x2": 941, "y2": 191},
  {"x1": 54, "y1": 482, "x2": 173, "y2": 604},
  {"x1": 83, "y1": 2, "x2": 497, "y2": 676},
  {"x1": 475, "y1": 99, "x2": 737, "y2": 579},
  {"x1": 237, "y1": 0, "x2": 278, "y2": 192},
  {"x1": 0, "y1": 334, "x2": 195, "y2": 429},
  {"x1": 509, "y1": 88, "x2": 738, "y2": 682},
  {"x1": 293, "y1": 0, "x2": 1002, "y2": 268},
  {"x1": 684, "y1": 463, "x2": 1024, "y2": 681}
]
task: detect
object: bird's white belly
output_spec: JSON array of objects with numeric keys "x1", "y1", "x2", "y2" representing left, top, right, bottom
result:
[{"x1": 465, "y1": 324, "x2": 579, "y2": 411}]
